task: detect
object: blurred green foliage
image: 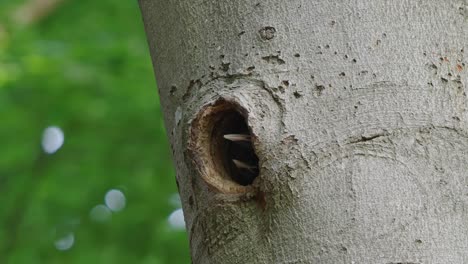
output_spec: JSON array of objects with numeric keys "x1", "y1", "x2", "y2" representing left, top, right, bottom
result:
[{"x1": 0, "y1": 0, "x2": 190, "y2": 263}]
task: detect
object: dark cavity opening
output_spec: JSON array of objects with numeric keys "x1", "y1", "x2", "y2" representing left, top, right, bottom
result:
[{"x1": 211, "y1": 110, "x2": 259, "y2": 186}]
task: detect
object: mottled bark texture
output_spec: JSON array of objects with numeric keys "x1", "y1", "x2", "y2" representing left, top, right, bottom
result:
[{"x1": 139, "y1": 1, "x2": 468, "y2": 263}]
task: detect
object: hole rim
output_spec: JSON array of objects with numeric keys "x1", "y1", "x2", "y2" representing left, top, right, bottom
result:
[{"x1": 188, "y1": 98, "x2": 259, "y2": 194}]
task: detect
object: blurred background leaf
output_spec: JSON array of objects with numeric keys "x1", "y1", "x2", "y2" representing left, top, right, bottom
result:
[{"x1": 0, "y1": 0, "x2": 190, "y2": 263}]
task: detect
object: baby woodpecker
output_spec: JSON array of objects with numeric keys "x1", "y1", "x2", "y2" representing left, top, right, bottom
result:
[
  {"x1": 232, "y1": 159, "x2": 257, "y2": 173},
  {"x1": 223, "y1": 133, "x2": 259, "y2": 185},
  {"x1": 223, "y1": 134, "x2": 251, "y2": 142}
]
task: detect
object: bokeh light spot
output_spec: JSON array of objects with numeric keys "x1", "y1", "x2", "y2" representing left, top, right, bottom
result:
[
  {"x1": 168, "y1": 208, "x2": 185, "y2": 230},
  {"x1": 41, "y1": 126, "x2": 64, "y2": 154},
  {"x1": 89, "y1": 204, "x2": 112, "y2": 222},
  {"x1": 168, "y1": 193, "x2": 181, "y2": 207},
  {"x1": 105, "y1": 189, "x2": 126, "y2": 212},
  {"x1": 54, "y1": 232, "x2": 75, "y2": 251}
]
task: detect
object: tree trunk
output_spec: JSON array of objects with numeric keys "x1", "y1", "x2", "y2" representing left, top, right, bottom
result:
[{"x1": 138, "y1": 1, "x2": 468, "y2": 263}]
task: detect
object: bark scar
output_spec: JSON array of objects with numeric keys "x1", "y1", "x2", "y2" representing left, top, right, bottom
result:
[{"x1": 347, "y1": 133, "x2": 386, "y2": 145}]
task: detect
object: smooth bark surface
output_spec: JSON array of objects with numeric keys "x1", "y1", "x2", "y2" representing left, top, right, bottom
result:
[{"x1": 139, "y1": 1, "x2": 468, "y2": 263}]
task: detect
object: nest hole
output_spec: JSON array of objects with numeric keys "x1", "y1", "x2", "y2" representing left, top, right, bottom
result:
[
  {"x1": 211, "y1": 108, "x2": 259, "y2": 186},
  {"x1": 190, "y1": 99, "x2": 260, "y2": 192}
]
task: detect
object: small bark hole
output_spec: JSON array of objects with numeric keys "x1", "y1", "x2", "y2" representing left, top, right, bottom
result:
[
  {"x1": 214, "y1": 111, "x2": 259, "y2": 186},
  {"x1": 189, "y1": 99, "x2": 259, "y2": 193}
]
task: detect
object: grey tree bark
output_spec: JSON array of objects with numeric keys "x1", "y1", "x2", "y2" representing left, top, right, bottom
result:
[{"x1": 138, "y1": 1, "x2": 468, "y2": 263}]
